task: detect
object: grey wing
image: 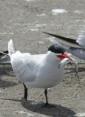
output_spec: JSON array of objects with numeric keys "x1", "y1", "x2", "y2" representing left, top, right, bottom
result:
[{"x1": 69, "y1": 47, "x2": 85, "y2": 60}]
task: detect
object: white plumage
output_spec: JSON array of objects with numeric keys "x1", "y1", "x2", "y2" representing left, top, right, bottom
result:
[
  {"x1": 8, "y1": 41, "x2": 66, "y2": 88},
  {"x1": 8, "y1": 39, "x2": 71, "y2": 104},
  {"x1": 12, "y1": 51, "x2": 65, "y2": 88}
]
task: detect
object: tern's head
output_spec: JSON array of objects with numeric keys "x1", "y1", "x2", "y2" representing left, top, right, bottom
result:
[
  {"x1": 48, "y1": 44, "x2": 69, "y2": 60},
  {"x1": 48, "y1": 44, "x2": 78, "y2": 70},
  {"x1": 48, "y1": 44, "x2": 65, "y2": 54}
]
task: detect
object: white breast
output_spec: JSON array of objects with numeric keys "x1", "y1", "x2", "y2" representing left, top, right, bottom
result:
[{"x1": 10, "y1": 51, "x2": 64, "y2": 88}]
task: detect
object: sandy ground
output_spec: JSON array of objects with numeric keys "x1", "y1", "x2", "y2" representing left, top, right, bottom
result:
[{"x1": 0, "y1": 0, "x2": 85, "y2": 117}]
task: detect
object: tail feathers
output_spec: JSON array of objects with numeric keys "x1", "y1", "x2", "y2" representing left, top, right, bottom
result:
[{"x1": 8, "y1": 39, "x2": 15, "y2": 56}]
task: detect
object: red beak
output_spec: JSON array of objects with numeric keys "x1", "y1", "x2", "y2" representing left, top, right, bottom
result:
[{"x1": 57, "y1": 52, "x2": 71, "y2": 60}]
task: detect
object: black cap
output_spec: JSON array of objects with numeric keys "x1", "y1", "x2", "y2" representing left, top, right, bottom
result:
[{"x1": 48, "y1": 44, "x2": 66, "y2": 54}]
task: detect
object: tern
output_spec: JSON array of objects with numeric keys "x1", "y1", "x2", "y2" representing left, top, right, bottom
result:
[{"x1": 8, "y1": 39, "x2": 73, "y2": 105}]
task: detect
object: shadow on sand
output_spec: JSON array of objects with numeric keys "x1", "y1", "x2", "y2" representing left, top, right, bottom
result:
[
  {"x1": 0, "y1": 98, "x2": 76, "y2": 117},
  {"x1": 0, "y1": 97, "x2": 76, "y2": 117},
  {"x1": 21, "y1": 100, "x2": 76, "y2": 117}
]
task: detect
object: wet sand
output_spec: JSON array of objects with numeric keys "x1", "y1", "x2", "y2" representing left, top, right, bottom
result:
[{"x1": 0, "y1": 0, "x2": 85, "y2": 116}]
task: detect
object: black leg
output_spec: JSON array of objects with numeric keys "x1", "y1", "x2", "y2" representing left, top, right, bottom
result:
[
  {"x1": 44, "y1": 89, "x2": 48, "y2": 105},
  {"x1": 23, "y1": 83, "x2": 28, "y2": 101}
]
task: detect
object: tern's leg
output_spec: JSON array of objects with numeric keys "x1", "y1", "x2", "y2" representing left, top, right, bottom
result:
[
  {"x1": 23, "y1": 83, "x2": 28, "y2": 101},
  {"x1": 44, "y1": 89, "x2": 48, "y2": 105}
]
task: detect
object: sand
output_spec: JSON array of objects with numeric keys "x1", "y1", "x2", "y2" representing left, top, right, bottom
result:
[{"x1": 0, "y1": 0, "x2": 85, "y2": 116}]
